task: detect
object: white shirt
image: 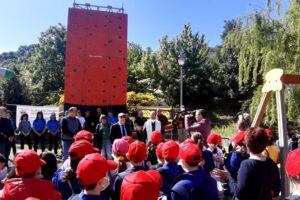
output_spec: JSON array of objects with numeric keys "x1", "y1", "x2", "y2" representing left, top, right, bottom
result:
[
  {"x1": 76, "y1": 116, "x2": 85, "y2": 128},
  {"x1": 143, "y1": 119, "x2": 161, "y2": 142}
]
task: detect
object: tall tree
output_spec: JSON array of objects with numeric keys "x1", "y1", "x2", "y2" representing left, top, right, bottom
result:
[
  {"x1": 22, "y1": 24, "x2": 66, "y2": 105},
  {"x1": 157, "y1": 24, "x2": 212, "y2": 108}
]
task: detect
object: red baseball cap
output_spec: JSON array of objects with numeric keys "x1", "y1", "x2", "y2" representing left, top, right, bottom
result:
[
  {"x1": 122, "y1": 136, "x2": 133, "y2": 144},
  {"x1": 69, "y1": 140, "x2": 99, "y2": 160},
  {"x1": 285, "y1": 148, "x2": 300, "y2": 177},
  {"x1": 183, "y1": 138, "x2": 195, "y2": 144},
  {"x1": 113, "y1": 139, "x2": 129, "y2": 156},
  {"x1": 264, "y1": 129, "x2": 273, "y2": 137},
  {"x1": 74, "y1": 130, "x2": 93, "y2": 142},
  {"x1": 207, "y1": 133, "x2": 222, "y2": 145},
  {"x1": 156, "y1": 142, "x2": 164, "y2": 159},
  {"x1": 121, "y1": 170, "x2": 163, "y2": 200},
  {"x1": 179, "y1": 143, "x2": 202, "y2": 164},
  {"x1": 77, "y1": 153, "x2": 117, "y2": 186},
  {"x1": 162, "y1": 140, "x2": 179, "y2": 161},
  {"x1": 151, "y1": 130, "x2": 163, "y2": 145},
  {"x1": 15, "y1": 150, "x2": 46, "y2": 176},
  {"x1": 230, "y1": 130, "x2": 245, "y2": 145},
  {"x1": 127, "y1": 141, "x2": 147, "y2": 162}
]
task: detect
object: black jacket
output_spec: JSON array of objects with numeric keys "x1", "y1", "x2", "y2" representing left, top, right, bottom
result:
[
  {"x1": 109, "y1": 123, "x2": 131, "y2": 143},
  {"x1": 0, "y1": 117, "x2": 14, "y2": 143}
]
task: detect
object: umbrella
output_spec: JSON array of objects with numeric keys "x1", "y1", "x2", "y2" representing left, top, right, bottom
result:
[{"x1": 0, "y1": 67, "x2": 15, "y2": 78}]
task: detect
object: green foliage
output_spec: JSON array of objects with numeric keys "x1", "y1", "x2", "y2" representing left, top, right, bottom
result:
[
  {"x1": 157, "y1": 24, "x2": 213, "y2": 108},
  {"x1": 21, "y1": 24, "x2": 66, "y2": 105},
  {"x1": 127, "y1": 91, "x2": 158, "y2": 106},
  {"x1": 223, "y1": 0, "x2": 300, "y2": 127}
]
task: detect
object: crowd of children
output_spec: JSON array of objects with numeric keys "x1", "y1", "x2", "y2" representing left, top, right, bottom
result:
[{"x1": 0, "y1": 105, "x2": 300, "y2": 200}]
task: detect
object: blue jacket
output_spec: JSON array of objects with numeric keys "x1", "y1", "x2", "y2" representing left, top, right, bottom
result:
[
  {"x1": 52, "y1": 169, "x2": 82, "y2": 200},
  {"x1": 171, "y1": 168, "x2": 218, "y2": 200},
  {"x1": 112, "y1": 166, "x2": 145, "y2": 200},
  {"x1": 224, "y1": 151, "x2": 249, "y2": 180},
  {"x1": 69, "y1": 191, "x2": 108, "y2": 200},
  {"x1": 202, "y1": 150, "x2": 215, "y2": 175},
  {"x1": 157, "y1": 162, "x2": 183, "y2": 198}
]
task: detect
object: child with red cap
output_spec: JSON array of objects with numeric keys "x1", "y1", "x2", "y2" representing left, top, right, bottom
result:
[
  {"x1": 158, "y1": 140, "x2": 183, "y2": 199},
  {"x1": 146, "y1": 130, "x2": 163, "y2": 167},
  {"x1": 224, "y1": 130, "x2": 249, "y2": 181},
  {"x1": 121, "y1": 170, "x2": 163, "y2": 200},
  {"x1": 150, "y1": 142, "x2": 165, "y2": 170},
  {"x1": 207, "y1": 133, "x2": 224, "y2": 169},
  {"x1": 52, "y1": 140, "x2": 99, "y2": 200},
  {"x1": 112, "y1": 141, "x2": 147, "y2": 200},
  {"x1": 112, "y1": 139, "x2": 130, "y2": 174},
  {"x1": 68, "y1": 153, "x2": 117, "y2": 200},
  {"x1": 0, "y1": 150, "x2": 62, "y2": 200},
  {"x1": 171, "y1": 143, "x2": 218, "y2": 200},
  {"x1": 286, "y1": 149, "x2": 300, "y2": 199},
  {"x1": 74, "y1": 130, "x2": 93, "y2": 143},
  {"x1": 261, "y1": 129, "x2": 280, "y2": 164}
]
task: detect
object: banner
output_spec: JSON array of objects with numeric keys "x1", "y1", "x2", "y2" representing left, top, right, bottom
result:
[{"x1": 16, "y1": 105, "x2": 60, "y2": 127}]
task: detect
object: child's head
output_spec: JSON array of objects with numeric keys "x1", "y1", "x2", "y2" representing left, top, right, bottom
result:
[
  {"x1": 162, "y1": 140, "x2": 179, "y2": 163},
  {"x1": 127, "y1": 141, "x2": 147, "y2": 166},
  {"x1": 207, "y1": 133, "x2": 222, "y2": 150},
  {"x1": 179, "y1": 143, "x2": 202, "y2": 171},
  {"x1": 155, "y1": 142, "x2": 164, "y2": 163},
  {"x1": 286, "y1": 149, "x2": 300, "y2": 184}
]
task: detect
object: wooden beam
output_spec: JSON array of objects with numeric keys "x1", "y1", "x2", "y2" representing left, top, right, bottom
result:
[
  {"x1": 251, "y1": 91, "x2": 272, "y2": 127},
  {"x1": 281, "y1": 74, "x2": 300, "y2": 85}
]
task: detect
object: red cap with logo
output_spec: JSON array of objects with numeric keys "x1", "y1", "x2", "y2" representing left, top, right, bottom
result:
[
  {"x1": 122, "y1": 136, "x2": 133, "y2": 144},
  {"x1": 77, "y1": 153, "x2": 117, "y2": 186},
  {"x1": 207, "y1": 133, "x2": 222, "y2": 145},
  {"x1": 121, "y1": 170, "x2": 163, "y2": 200},
  {"x1": 183, "y1": 138, "x2": 195, "y2": 144},
  {"x1": 230, "y1": 130, "x2": 245, "y2": 145},
  {"x1": 264, "y1": 129, "x2": 273, "y2": 137},
  {"x1": 151, "y1": 130, "x2": 163, "y2": 145},
  {"x1": 74, "y1": 130, "x2": 93, "y2": 142},
  {"x1": 179, "y1": 143, "x2": 202, "y2": 164},
  {"x1": 127, "y1": 141, "x2": 147, "y2": 162},
  {"x1": 156, "y1": 142, "x2": 164, "y2": 159},
  {"x1": 69, "y1": 140, "x2": 99, "y2": 160},
  {"x1": 285, "y1": 148, "x2": 300, "y2": 178},
  {"x1": 162, "y1": 140, "x2": 179, "y2": 161},
  {"x1": 15, "y1": 150, "x2": 46, "y2": 176}
]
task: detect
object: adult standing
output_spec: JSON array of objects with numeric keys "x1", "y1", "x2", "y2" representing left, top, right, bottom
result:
[
  {"x1": 213, "y1": 127, "x2": 281, "y2": 200},
  {"x1": 134, "y1": 110, "x2": 147, "y2": 141},
  {"x1": 94, "y1": 114, "x2": 112, "y2": 160},
  {"x1": 32, "y1": 111, "x2": 47, "y2": 152},
  {"x1": 7, "y1": 110, "x2": 16, "y2": 155},
  {"x1": 18, "y1": 112, "x2": 32, "y2": 149},
  {"x1": 185, "y1": 109, "x2": 211, "y2": 145},
  {"x1": 110, "y1": 113, "x2": 131, "y2": 144},
  {"x1": 0, "y1": 107, "x2": 14, "y2": 160},
  {"x1": 83, "y1": 110, "x2": 96, "y2": 133},
  {"x1": 143, "y1": 111, "x2": 161, "y2": 142},
  {"x1": 61, "y1": 107, "x2": 82, "y2": 161},
  {"x1": 47, "y1": 113, "x2": 60, "y2": 155},
  {"x1": 157, "y1": 109, "x2": 169, "y2": 137},
  {"x1": 76, "y1": 110, "x2": 85, "y2": 129}
]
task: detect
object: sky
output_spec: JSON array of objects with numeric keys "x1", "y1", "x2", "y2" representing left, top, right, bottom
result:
[{"x1": 0, "y1": 0, "x2": 289, "y2": 53}]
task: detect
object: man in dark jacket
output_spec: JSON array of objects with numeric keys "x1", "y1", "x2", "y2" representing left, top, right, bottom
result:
[
  {"x1": 110, "y1": 113, "x2": 131, "y2": 143},
  {"x1": 61, "y1": 107, "x2": 82, "y2": 161},
  {"x1": 0, "y1": 107, "x2": 14, "y2": 160}
]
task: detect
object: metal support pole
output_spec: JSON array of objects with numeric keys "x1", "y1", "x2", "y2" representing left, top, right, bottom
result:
[
  {"x1": 180, "y1": 65, "x2": 183, "y2": 111},
  {"x1": 275, "y1": 90, "x2": 290, "y2": 199}
]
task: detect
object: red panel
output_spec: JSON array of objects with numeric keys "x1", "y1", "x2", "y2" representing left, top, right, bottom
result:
[{"x1": 64, "y1": 8, "x2": 128, "y2": 106}]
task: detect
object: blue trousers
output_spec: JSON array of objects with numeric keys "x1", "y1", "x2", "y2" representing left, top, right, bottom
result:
[{"x1": 62, "y1": 140, "x2": 73, "y2": 161}]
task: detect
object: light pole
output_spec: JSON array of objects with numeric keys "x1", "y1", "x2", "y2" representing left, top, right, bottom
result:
[{"x1": 178, "y1": 52, "x2": 186, "y2": 111}]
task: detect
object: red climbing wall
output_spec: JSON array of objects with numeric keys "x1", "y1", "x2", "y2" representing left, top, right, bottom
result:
[{"x1": 64, "y1": 8, "x2": 128, "y2": 106}]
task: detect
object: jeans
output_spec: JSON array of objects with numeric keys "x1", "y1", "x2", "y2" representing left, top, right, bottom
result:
[
  {"x1": 62, "y1": 140, "x2": 73, "y2": 161},
  {"x1": 101, "y1": 140, "x2": 112, "y2": 160},
  {"x1": 0, "y1": 142, "x2": 10, "y2": 161}
]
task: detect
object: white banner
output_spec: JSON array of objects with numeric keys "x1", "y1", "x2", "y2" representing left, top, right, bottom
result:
[{"x1": 16, "y1": 105, "x2": 60, "y2": 127}]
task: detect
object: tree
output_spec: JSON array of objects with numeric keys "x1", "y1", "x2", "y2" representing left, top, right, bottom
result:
[
  {"x1": 157, "y1": 24, "x2": 212, "y2": 108},
  {"x1": 223, "y1": 1, "x2": 300, "y2": 127},
  {"x1": 21, "y1": 24, "x2": 66, "y2": 105}
]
